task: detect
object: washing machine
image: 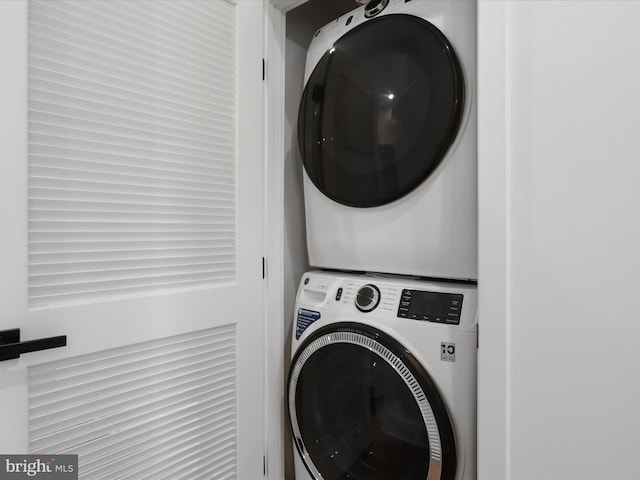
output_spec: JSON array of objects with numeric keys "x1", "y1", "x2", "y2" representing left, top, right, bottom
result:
[
  {"x1": 287, "y1": 271, "x2": 477, "y2": 480},
  {"x1": 298, "y1": 0, "x2": 477, "y2": 281}
]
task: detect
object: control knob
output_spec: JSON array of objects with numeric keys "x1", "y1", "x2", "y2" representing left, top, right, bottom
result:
[
  {"x1": 355, "y1": 284, "x2": 381, "y2": 312},
  {"x1": 364, "y1": 0, "x2": 389, "y2": 18}
]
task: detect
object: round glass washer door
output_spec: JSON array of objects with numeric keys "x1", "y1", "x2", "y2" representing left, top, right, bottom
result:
[
  {"x1": 298, "y1": 14, "x2": 465, "y2": 208},
  {"x1": 288, "y1": 323, "x2": 457, "y2": 480}
]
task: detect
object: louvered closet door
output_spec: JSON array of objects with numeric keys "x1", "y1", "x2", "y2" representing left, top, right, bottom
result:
[{"x1": 0, "y1": 2, "x2": 265, "y2": 479}]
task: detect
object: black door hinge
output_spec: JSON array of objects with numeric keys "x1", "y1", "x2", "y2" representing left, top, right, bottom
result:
[
  {"x1": 262, "y1": 257, "x2": 266, "y2": 279},
  {"x1": 262, "y1": 59, "x2": 266, "y2": 80}
]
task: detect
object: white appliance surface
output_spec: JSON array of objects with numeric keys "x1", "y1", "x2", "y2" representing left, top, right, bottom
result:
[
  {"x1": 300, "y1": 0, "x2": 477, "y2": 280},
  {"x1": 289, "y1": 270, "x2": 477, "y2": 480}
]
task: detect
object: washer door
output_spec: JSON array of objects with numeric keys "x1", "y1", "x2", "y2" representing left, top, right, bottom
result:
[
  {"x1": 298, "y1": 14, "x2": 464, "y2": 208},
  {"x1": 288, "y1": 323, "x2": 457, "y2": 480}
]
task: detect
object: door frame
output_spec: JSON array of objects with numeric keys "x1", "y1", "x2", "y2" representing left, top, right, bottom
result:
[
  {"x1": 476, "y1": 2, "x2": 510, "y2": 479},
  {"x1": 263, "y1": 2, "x2": 315, "y2": 479},
  {"x1": 263, "y1": 2, "x2": 287, "y2": 479}
]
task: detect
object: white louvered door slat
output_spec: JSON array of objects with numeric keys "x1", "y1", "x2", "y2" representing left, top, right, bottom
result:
[
  {"x1": 0, "y1": 1, "x2": 266, "y2": 479},
  {"x1": 28, "y1": 0, "x2": 238, "y2": 307}
]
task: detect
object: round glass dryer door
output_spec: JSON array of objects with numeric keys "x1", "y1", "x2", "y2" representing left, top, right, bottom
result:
[
  {"x1": 288, "y1": 324, "x2": 457, "y2": 480},
  {"x1": 298, "y1": 14, "x2": 465, "y2": 208}
]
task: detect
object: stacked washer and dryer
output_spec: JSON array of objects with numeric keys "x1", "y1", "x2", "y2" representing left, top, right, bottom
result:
[{"x1": 287, "y1": 1, "x2": 478, "y2": 479}]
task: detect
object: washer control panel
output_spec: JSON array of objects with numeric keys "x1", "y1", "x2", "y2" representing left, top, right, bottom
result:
[
  {"x1": 297, "y1": 272, "x2": 476, "y2": 330},
  {"x1": 342, "y1": 282, "x2": 463, "y2": 325},
  {"x1": 398, "y1": 289, "x2": 463, "y2": 325}
]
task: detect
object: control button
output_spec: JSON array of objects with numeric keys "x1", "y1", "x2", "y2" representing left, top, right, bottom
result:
[
  {"x1": 355, "y1": 284, "x2": 381, "y2": 313},
  {"x1": 335, "y1": 287, "x2": 343, "y2": 301},
  {"x1": 364, "y1": 0, "x2": 389, "y2": 18}
]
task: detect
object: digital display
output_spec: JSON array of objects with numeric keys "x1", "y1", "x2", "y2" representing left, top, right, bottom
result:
[{"x1": 397, "y1": 289, "x2": 463, "y2": 325}]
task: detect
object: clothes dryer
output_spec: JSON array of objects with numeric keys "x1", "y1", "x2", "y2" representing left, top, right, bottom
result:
[
  {"x1": 298, "y1": 0, "x2": 477, "y2": 280},
  {"x1": 288, "y1": 271, "x2": 477, "y2": 480}
]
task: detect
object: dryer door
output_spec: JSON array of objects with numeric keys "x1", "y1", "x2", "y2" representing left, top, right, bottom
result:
[
  {"x1": 298, "y1": 14, "x2": 464, "y2": 208},
  {"x1": 288, "y1": 323, "x2": 457, "y2": 480}
]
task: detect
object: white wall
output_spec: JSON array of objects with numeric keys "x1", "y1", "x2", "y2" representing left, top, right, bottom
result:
[{"x1": 479, "y1": 2, "x2": 640, "y2": 478}]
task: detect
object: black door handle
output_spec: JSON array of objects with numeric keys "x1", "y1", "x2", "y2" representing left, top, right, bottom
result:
[{"x1": 0, "y1": 329, "x2": 67, "y2": 362}]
